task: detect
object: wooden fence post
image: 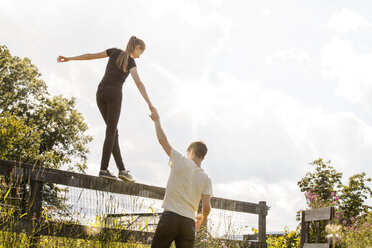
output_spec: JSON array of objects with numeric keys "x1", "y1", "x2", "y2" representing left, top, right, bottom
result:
[
  {"x1": 28, "y1": 179, "x2": 43, "y2": 248},
  {"x1": 258, "y1": 201, "x2": 267, "y2": 248},
  {"x1": 300, "y1": 211, "x2": 309, "y2": 248},
  {"x1": 29, "y1": 180, "x2": 43, "y2": 219}
]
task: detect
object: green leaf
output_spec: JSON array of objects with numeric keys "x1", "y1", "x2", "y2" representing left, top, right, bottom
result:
[
  {"x1": 20, "y1": 213, "x2": 28, "y2": 218},
  {"x1": 3, "y1": 187, "x2": 11, "y2": 201}
]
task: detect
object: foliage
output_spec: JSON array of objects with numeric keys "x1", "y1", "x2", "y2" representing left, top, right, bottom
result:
[
  {"x1": 0, "y1": 198, "x2": 245, "y2": 248},
  {"x1": 339, "y1": 212, "x2": 372, "y2": 248},
  {"x1": 304, "y1": 188, "x2": 340, "y2": 210},
  {"x1": 0, "y1": 45, "x2": 48, "y2": 116},
  {"x1": 193, "y1": 218, "x2": 246, "y2": 248},
  {"x1": 339, "y1": 173, "x2": 371, "y2": 219},
  {"x1": 1, "y1": 44, "x2": 93, "y2": 214},
  {"x1": 298, "y1": 158, "x2": 371, "y2": 218},
  {"x1": 0, "y1": 44, "x2": 92, "y2": 172},
  {"x1": 298, "y1": 159, "x2": 343, "y2": 204},
  {"x1": 267, "y1": 226, "x2": 300, "y2": 248},
  {"x1": 298, "y1": 158, "x2": 371, "y2": 248},
  {"x1": 0, "y1": 112, "x2": 42, "y2": 162}
]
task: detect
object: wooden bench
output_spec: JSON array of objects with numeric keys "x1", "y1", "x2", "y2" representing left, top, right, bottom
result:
[{"x1": 300, "y1": 207, "x2": 334, "y2": 248}]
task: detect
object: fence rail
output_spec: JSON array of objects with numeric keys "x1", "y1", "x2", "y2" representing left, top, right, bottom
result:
[{"x1": 0, "y1": 159, "x2": 269, "y2": 247}]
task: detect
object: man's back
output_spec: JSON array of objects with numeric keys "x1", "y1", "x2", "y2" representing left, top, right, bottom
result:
[{"x1": 163, "y1": 148, "x2": 213, "y2": 220}]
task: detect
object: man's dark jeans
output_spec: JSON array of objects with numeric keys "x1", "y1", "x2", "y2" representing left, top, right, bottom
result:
[{"x1": 151, "y1": 211, "x2": 195, "y2": 248}]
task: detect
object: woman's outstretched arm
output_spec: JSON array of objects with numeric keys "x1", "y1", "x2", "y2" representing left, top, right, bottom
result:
[
  {"x1": 130, "y1": 67, "x2": 155, "y2": 111},
  {"x1": 57, "y1": 51, "x2": 107, "y2": 62}
]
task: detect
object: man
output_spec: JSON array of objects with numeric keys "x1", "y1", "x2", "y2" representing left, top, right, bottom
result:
[{"x1": 149, "y1": 109, "x2": 213, "y2": 248}]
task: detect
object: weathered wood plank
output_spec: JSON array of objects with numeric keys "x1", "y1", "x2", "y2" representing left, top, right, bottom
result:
[
  {"x1": 303, "y1": 244, "x2": 329, "y2": 248},
  {"x1": 304, "y1": 207, "x2": 332, "y2": 222},
  {"x1": 258, "y1": 201, "x2": 267, "y2": 248},
  {"x1": 300, "y1": 211, "x2": 309, "y2": 247},
  {"x1": 28, "y1": 180, "x2": 43, "y2": 219},
  {"x1": 211, "y1": 197, "x2": 261, "y2": 214},
  {"x1": 0, "y1": 160, "x2": 263, "y2": 214},
  {"x1": 243, "y1": 233, "x2": 283, "y2": 241},
  {"x1": 1, "y1": 159, "x2": 166, "y2": 198}
]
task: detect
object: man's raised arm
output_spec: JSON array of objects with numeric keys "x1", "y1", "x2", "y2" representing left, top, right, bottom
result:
[{"x1": 149, "y1": 109, "x2": 172, "y2": 157}]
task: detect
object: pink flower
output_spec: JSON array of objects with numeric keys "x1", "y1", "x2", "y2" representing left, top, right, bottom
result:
[
  {"x1": 331, "y1": 192, "x2": 335, "y2": 196},
  {"x1": 334, "y1": 197, "x2": 339, "y2": 201}
]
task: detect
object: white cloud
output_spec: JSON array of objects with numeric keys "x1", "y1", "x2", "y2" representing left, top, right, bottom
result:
[
  {"x1": 150, "y1": 68, "x2": 372, "y2": 185},
  {"x1": 198, "y1": 72, "x2": 372, "y2": 229},
  {"x1": 325, "y1": 8, "x2": 370, "y2": 33},
  {"x1": 259, "y1": 9, "x2": 271, "y2": 16},
  {"x1": 209, "y1": 0, "x2": 224, "y2": 6},
  {"x1": 320, "y1": 37, "x2": 372, "y2": 105},
  {"x1": 143, "y1": 0, "x2": 231, "y2": 34},
  {"x1": 202, "y1": 72, "x2": 370, "y2": 178},
  {"x1": 265, "y1": 49, "x2": 310, "y2": 65}
]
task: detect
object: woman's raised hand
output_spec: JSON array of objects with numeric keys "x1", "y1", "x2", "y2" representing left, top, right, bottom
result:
[{"x1": 57, "y1": 56, "x2": 69, "y2": 63}]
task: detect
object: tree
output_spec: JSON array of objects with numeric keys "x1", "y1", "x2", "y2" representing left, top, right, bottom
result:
[
  {"x1": 298, "y1": 158, "x2": 371, "y2": 218},
  {"x1": 298, "y1": 159, "x2": 371, "y2": 245},
  {"x1": 298, "y1": 158, "x2": 343, "y2": 205},
  {"x1": 0, "y1": 45, "x2": 92, "y2": 172},
  {"x1": 1, "y1": 44, "x2": 92, "y2": 215},
  {"x1": 339, "y1": 173, "x2": 371, "y2": 219}
]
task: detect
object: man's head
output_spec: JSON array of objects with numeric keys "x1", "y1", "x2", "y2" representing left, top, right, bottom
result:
[{"x1": 187, "y1": 141, "x2": 208, "y2": 160}]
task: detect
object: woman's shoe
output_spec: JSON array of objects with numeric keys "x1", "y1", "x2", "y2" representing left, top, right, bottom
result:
[
  {"x1": 99, "y1": 170, "x2": 118, "y2": 180},
  {"x1": 118, "y1": 170, "x2": 135, "y2": 183}
]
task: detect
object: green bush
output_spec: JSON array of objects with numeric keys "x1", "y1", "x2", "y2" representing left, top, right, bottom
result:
[
  {"x1": 340, "y1": 212, "x2": 371, "y2": 248},
  {"x1": 267, "y1": 226, "x2": 300, "y2": 248}
]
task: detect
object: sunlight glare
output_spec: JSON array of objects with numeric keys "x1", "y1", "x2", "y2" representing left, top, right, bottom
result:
[{"x1": 171, "y1": 79, "x2": 218, "y2": 126}]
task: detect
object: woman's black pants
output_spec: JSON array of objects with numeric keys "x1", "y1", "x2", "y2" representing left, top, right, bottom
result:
[{"x1": 96, "y1": 86, "x2": 125, "y2": 171}]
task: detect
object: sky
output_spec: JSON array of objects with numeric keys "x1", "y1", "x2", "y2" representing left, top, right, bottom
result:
[{"x1": 1, "y1": 0, "x2": 372, "y2": 232}]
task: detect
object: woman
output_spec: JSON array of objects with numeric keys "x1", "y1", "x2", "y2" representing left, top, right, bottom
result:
[{"x1": 57, "y1": 36, "x2": 154, "y2": 182}]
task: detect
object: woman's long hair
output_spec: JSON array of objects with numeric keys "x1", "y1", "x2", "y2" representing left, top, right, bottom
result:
[{"x1": 116, "y1": 36, "x2": 146, "y2": 72}]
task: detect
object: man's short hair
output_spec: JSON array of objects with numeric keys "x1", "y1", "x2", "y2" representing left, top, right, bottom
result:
[{"x1": 187, "y1": 141, "x2": 208, "y2": 159}]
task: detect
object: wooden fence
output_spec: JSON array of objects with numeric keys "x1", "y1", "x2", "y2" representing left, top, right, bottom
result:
[
  {"x1": 300, "y1": 207, "x2": 334, "y2": 248},
  {"x1": 0, "y1": 159, "x2": 269, "y2": 247}
]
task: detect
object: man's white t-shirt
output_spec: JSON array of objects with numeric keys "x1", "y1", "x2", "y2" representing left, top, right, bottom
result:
[{"x1": 162, "y1": 148, "x2": 213, "y2": 221}]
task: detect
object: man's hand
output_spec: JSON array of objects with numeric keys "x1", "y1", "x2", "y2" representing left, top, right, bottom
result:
[
  {"x1": 195, "y1": 214, "x2": 205, "y2": 230},
  {"x1": 149, "y1": 109, "x2": 160, "y2": 122},
  {"x1": 196, "y1": 195, "x2": 211, "y2": 230},
  {"x1": 148, "y1": 103, "x2": 156, "y2": 112}
]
